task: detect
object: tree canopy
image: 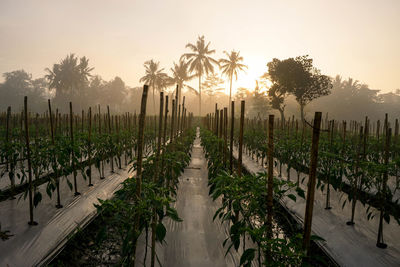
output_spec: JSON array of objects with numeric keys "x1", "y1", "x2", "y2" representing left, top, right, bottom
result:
[
  {"x1": 267, "y1": 55, "x2": 332, "y2": 122},
  {"x1": 45, "y1": 54, "x2": 93, "y2": 111},
  {"x1": 181, "y1": 35, "x2": 219, "y2": 116}
]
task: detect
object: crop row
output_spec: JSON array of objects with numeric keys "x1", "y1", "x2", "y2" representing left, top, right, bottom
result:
[
  {"x1": 204, "y1": 100, "x2": 400, "y2": 259},
  {"x1": 0, "y1": 86, "x2": 192, "y2": 246},
  {"x1": 52, "y1": 85, "x2": 195, "y2": 266}
]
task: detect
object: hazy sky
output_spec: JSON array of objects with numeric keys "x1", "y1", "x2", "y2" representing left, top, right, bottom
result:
[{"x1": 1, "y1": 0, "x2": 399, "y2": 94}]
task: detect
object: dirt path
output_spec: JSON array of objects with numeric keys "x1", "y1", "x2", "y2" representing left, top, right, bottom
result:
[{"x1": 137, "y1": 128, "x2": 240, "y2": 267}]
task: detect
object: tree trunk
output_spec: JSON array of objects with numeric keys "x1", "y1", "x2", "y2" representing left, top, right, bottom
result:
[
  {"x1": 198, "y1": 74, "x2": 202, "y2": 116},
  {"x1": 178, "y1": 81, "x2": 182, "y2": 107},
  {"x1": 300, "y1": 103, "x2": 305, "y2": 124},
  {"x1": 229, "y1": 75, "x2": 233, "y2": 114},
  {"x1": 279, "y1": 108, "x2": 285, "y2": 124},
  {"x1": 152, "y1": 81, "x2": 156, "y2": 115}
]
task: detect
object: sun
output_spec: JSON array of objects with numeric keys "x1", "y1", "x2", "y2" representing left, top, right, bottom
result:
[{"x1": 228, "y1": 58, "x2": 269, "y2": 96}]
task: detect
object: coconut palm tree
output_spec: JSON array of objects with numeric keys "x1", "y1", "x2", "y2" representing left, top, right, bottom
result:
[
  {"x1": 202, "y1": 73, "x2": 225, "y2": 105},
  {"x1": 45, "y1": 54, "x2": 93, "y2": 111},
  {"x1": 219, "y1": 50, "x2": 247, "y2": 110},
  {"x1": 181, "y1": 35, "x2": 218, "y2": 116},
  {"x1": 167, "y1": 59, "x2": 197, "y2": 106},
  {"x1": 139, "y1": 60, "x2": 169, "y2": 114}
]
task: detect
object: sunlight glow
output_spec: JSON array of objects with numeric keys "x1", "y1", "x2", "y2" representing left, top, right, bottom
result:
[{"x1": 226, "y1": 57, "x2": 269, "y2": 96}]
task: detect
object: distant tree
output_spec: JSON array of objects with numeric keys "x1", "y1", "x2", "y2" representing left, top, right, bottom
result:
[
  {"x1": 265, "y1": 59, "x2": 292, "y2": 122},
  {"x1": 0, "y1": 70, "x2": 47, "y2": 111},
  {"x1": 167, "y1": 59, "x2": 197, "y2": 106},
  {"x1": 86, "y1": 75, "x2": 105, "y2": 106},
  {"x1": 30, "y1": 77, "x2": 49, "y2": 111},
  {"x1": 267, "y1": 84, "x2": 287, "y2": 122},
  {"x1": 181, "y1": 35, "x2": 219, "y2": 116},
  {"x1": 219, "y1": 50, "x2": 247, "y2": 108},
  {"x1": 202, "y1": 73, "x2": 225, "y2": 105},
  {"x1": 1, "y1": 70, "x2": 31, "y2": 101},
  {"x1": 139, "y1": 59, "x2": 169, "y2": 114},
  {"x1": 309, "y1": 75, "x2": 383, "y2": 121},
  {"x1": 104, "y1": 76, "x2": 127, "y2": 112},
  {"x1": 235, "y1": 87, "x2": 251, "y2": 100},
  {"x1": 248, "y1": 80, "x2": 270, "y2": 119},
  {"x1": 267, "y1": 56, "x2": 332, "y2": 123},
  {"x1": 289, "y1": 56, "x2": 332, "y2": 122},
  {"x1": 127, "y1": 86, "x2": 143, "y2": 113},
  {"x1": 45, "y1": 54, "x2": 93, "y2": 111}
]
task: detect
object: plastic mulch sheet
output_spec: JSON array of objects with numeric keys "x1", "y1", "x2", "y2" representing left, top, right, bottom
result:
[
  {"x1": 0, "y1": 160, "x2": 133, "y2": 267},
  {"x1": 233, "y1": 147, "x2": 400, "y2": 267}
]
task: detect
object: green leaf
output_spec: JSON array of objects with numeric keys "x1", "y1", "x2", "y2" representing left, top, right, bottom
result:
[
  {"x1": 310, "y1": 235, "x2": 326, "y2": 242},
  {"x1": 66, "y1": 178, "x2": 73, "y2": 191},
  {"x1": 287, "y1": 194, "x2": 297, "y2": 202},
  {"x1": 383, "y1": 213, "x2": 390, "y2": 224},
  {"x1": 166, "y1": 206, "x2": 183, "y2": 222},
  {"x1": 296, "y1": 187, "x2": 305, "y2": 199},
  {"x1": 33, "y1": 191, "x2": 42, "y2": 207},
  {"x1": 156, "y1": 223, "x2": 166, "y2": 242},
  {"x1": 240, "y1": 248, "x2": 256, "y2": 266}
]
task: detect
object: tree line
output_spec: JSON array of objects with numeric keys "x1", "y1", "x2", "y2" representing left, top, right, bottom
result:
[{"x1": 0, "y1": 35, "x2": 398, "y2": 121}]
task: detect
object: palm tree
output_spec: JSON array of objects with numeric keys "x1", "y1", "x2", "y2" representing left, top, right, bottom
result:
[
  {"x1": 219, "y1": 50, "x2": 247, "y2": 110},
  {"x1": 235, "y1": 87, "x2": 251, "y2": 101},
  {"x1": 181, "y1": 35, "x2": 218, "y2": 116},
  {"x1": 139, "y1": 60, "x2": 169, "y2": 114},
  {"x1": 167, "y1": 59, "x2": 197, "y2": 106},
  {"x1": 202, "y1": 73, "x2": 225, "y2": 105},
  {"x1": 45, "y1": 54, "x2": 93, "y2": 110}
]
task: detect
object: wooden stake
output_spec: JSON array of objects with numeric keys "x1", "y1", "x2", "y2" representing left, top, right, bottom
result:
[
  {"x1": 230, "y1": 101, "x2": 235, "y2": 174},
  {"x1": 223, "y1": 107, "x2": 228, "y2": 168},
  {"x1": 161, "y1": 95, "x2": 169, "y2": 186},
  {"x1": 170, "y1": 99, "x2": 176, "y2": 143},
  {"x1": 135, "y1": 85, "x2": 149, "y2": 194},
  {"x1": 70, "y1": 102, "x2": 80, "y2": 196},
  {"x1": 302, "y1": 112, "x2": 322, "y2": 254},
  {"x1": 151, "y1": 91, "x2": 164, "y2": 267},
  {"x1": 88, "y1": 107, "x2": 93, "y2": 186},
  {"x1": 5, "y1": 106, "x2": 10, "y2": 173},
  {"x1": 267, "y1": 114, "x2": 274, "y2": 238},
  {"x1": 25, "y1": 97, "x2": 38, "y2": 225},
  {"x1": 132, "y1": 84, "x2": 149, "y2": 266},
  {"x1": 48, "y1": 100, "x2": 63, "y2": 208},
  {"x1": 237, "y1": 100, "x2": 245, "y2": 176},
  {"x1": 107, "y1": 105, "x2": 114, "y2": 173},
  {"x1": 377, "y1": 118, "x2": 390, "y2": 249}
]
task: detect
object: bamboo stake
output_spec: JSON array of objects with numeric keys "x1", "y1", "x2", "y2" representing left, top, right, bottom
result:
[
  {"x1": 237, "y1": 100, "x2": 245, "y2": 176},
  {"x1": 48, "y1": 100, "x2": 63, "y2": 208},
  {"x1": 302, "y1": 111, "x2": 322, "y2": 254},
  {"x1": 161, "y1": 95, "x2": 169, "y2": 187},
  {"x1": 215, "y1": 104, "x2": 218, "y2": 135},
  {"x1": 170, "y1": 99, "x2": 176, "y2": 143},
  {"x1": 230, "y1": 101, "x2": 234, "y2": 173},
  {"x1": 70, "y1": 102, "x2": 80, "y2": 196},
  {"x1": 5, "y1": 107, "x2": 10, "y2": 173},
  {"x1": 325, "y1": 120, "x2": 334, "y2": 210},
  {"x1": 267, "y1": 114, "x2": 274, "y2": 238},
  {"x1": 132, "y1": 85, "x2": 149, "y2": 266},
  {"x1": 151, "y1": 91, "x2": 164, "y2": 267},
  {"x1": 25, "y1": 97, "x2": 38, "y2": 225},
  {"x1": 223, "y1": 107, "x2": 228, "y2": 168},
  {"x1": 181, "y1": 96, "x2": 185, "y2": 132},
  {"x1": 107, "y1": 105, "x2": 114, "y2": 173},
  {"x1": 88, "y1": 107, "x2": 93, "y2": 186},
  {"x1": 377, "y1": 120, "x2": 390, "y2": 248}
]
